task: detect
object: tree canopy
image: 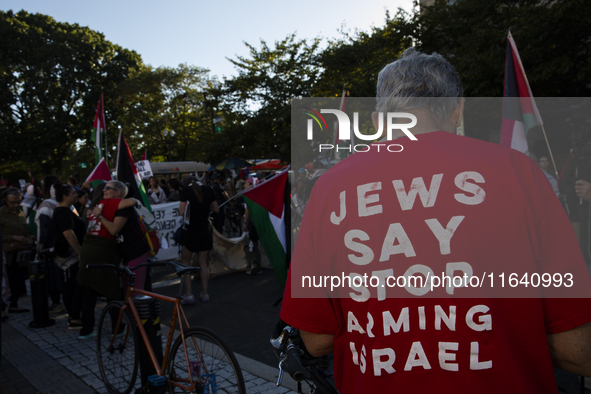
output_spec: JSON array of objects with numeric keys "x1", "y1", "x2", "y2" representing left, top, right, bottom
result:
[
  {"x1": 314, "y1": 13, "x2": 412, "y2": 98},
  {"x1": 0, "y1": 10, "x2": 143, "y2": 179},
  {"x1": 2, "y1": 1, "x2": 590, "y2": 185},
  {"x1": 115, "y1": 64, "x2": 212, "y2": 163},
  {"x1": 401, "y1": 0, "x2": 591, "y2": 97},
  {"x1": 211, "y1": 34, "x2": 322, "y2": 164}
]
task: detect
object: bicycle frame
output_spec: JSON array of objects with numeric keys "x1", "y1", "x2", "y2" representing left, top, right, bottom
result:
[{"x1": 108, "y1": 276, "x2": 207, "y2": 392}]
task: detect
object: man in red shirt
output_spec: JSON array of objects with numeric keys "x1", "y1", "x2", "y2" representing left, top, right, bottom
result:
[{"x1": 281, "y1": 49, "x2": 591, "y2": 393}]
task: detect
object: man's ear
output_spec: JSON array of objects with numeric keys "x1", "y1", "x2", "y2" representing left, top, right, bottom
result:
[{"x1": 451, "y1": 98, "x2": 465, "y2": 127}]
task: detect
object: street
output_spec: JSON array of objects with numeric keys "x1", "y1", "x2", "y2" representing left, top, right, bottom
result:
[{"x1": 151, "y1": 264, "x2": 286, "y2": 368}]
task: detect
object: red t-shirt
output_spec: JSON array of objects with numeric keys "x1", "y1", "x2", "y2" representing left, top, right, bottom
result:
[
  {"x1": 87, "y1": 199, "x2": 121, "y2": 240},
  {"x1": 281, "y1": 131, "x2": 591, "y2": 393}
]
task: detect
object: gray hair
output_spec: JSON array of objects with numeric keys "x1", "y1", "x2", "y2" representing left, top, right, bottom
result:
[
  {"x1": 108, "y1": 180, "x2": 128, "y2": 198},
  {"x1": 376, "y1": 48, "x2": 463, "y2": 123},
  {"x1": 3, "y1": 188, "x2": 22, "y2": 199}
]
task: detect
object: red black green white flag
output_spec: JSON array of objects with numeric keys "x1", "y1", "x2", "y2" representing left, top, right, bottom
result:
[
  {"x1": 243, "y1": 168, "x2": 290, "y2": 285},
  {"x1": 92, "y1": 92, "x2": 106, "y2": 164},
  {"x1": 500, "y1": 31, "x2": 543, "y2": 154},
  {"x1": 116, "y1": 130, "x2": 152, "y2": 212},
  {"x1": 85, "y1": 157, "x2": 112, "y2": 188}
]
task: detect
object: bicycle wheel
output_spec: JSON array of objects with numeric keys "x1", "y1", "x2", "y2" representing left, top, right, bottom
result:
[
  {"x1": 167, "y1": 327, "x2": 245, "y2": 393},
  {"x1": 97, "y1": 301, "x2": 139, "y2": 394}
]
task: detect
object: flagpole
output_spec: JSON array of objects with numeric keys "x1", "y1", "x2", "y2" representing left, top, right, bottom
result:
[
  {"x1": 104, "y1": 126, "x2": 108, "y2": 167},
  {"x1": 102, "y1": 91, "x2": 108, "y2": 167},
  {"x1": 333, "y1": 84, "x2": 347, "y2": 161},
  {"x1": 540, "y1": 124, "x2": 559, "y2": 179}
]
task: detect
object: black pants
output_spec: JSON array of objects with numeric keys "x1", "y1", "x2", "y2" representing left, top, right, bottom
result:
[
  {"x1": 48, "y1": 257, "x2": 65, "y2": 305},
  {"x1": 79, "y1": 286, "x2": 100, "y2": 335},
  {"x1": 80, "y1": 285, "x2": 120, "y2": 336},
  {"x1": 6, "y1": 259, "x2": 26, "y2": 308},
  {"x1": 62, "y1": 263, "x2": 81, "y2": 320}
]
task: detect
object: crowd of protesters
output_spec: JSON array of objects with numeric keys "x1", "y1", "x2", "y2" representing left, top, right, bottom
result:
[
  {"x1": 0, "y1": 176, "x2": 138, "y2": 338},
  {"x1": 0, "y1": 168, "x2": 273, "y2": 331}
]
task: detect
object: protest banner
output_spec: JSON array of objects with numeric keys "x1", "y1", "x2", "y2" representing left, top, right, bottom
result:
[
  {"x1": 139, "y1": 201, "x2": 182, "y2": 261},
  {"x1": 141, "y1": 201, "x2": 269, "y2": 274},
  {"x1": 135, "y1": 160, "x2": 154, "y2": 179}
]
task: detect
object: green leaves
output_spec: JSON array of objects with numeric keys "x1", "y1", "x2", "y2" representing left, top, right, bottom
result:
[
  {"x1": 0, "y1": 10, "x2": 142, "y2": 178},
  {"x1": 114, "y1": 64, "x2": 212, "y2": 163},
  {"x1": 315, "y1": 13, "x2": 411, "y2": 98},
  {"x1": 4, "y1": 1, "x2": 589, "y2": 182},
  {"x1": 212, "y1": 34, "x2": 322, "y2": 164},
  {"x1": 402, "y1": 0, "x2": 591, "y2": 97}
]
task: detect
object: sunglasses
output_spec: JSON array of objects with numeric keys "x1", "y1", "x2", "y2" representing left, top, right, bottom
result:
[{"x1": 104, "y1": 186, "x2": 114, "y2": 191}]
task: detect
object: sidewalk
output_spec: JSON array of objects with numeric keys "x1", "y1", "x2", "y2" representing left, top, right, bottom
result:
[
  {"x1": 0, "y1": 291, "x2": 300, "y2": 393},
  {"x1": 2, "y1": 278, "x2": 590, "y2": 393}
]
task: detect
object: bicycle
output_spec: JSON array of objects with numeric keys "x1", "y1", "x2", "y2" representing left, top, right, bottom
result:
[
  {"x1": 271, "y1": 319, "x2": 338, "y2": 394},
  {"x1": 90, "y1": 260, "x2": 246, "y2": 394}
]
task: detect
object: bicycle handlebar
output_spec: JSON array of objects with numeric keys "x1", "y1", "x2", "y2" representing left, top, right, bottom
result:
[
  {"x1": 282, "y1": 343, "x2": 305, "y2": 381},
  {"x1": 271, "y1": 324, "x2": 339, "y2": 394}
]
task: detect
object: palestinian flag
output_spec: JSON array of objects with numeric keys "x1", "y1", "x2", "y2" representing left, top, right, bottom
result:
[
  {"x1": 500, "y1": 31, "x2": 543, "y2": 154},
  {"x1": 243, "y1": 168, "x2": 290, "y2": 285},
  {"x1": 92, "y1": 92, "x2": 106, "y2": 164},
  {"x1": 116, "y1": 130, "x2": 152, "y2": 212},
  {"x1": 85, "y1": 157, "x2": 112, "y2": 187}
]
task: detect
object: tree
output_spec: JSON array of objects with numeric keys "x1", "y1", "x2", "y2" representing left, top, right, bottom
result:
[
  {"x1": 393, "y1": 0, "x2": 591, "y2": 147},
  {"x1": 0, "y1": 10, "x2": 143, "y2": 180},
  {"x1": 114, "y1": 64, "x2": 211, "y2": 163},
  {"x1": 213, "y1": 34, "x2": 322, "y2": 164},
  {"x1": 315, "y1": 12, "x2": 412, "y2": 98},
  {"x1": 400, "y1": 0, "x2": 591, "y2": 97}
]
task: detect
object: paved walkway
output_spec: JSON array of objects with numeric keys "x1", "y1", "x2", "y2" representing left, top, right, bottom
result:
[
  {"x1": 0, "y1": 286, "x2": 301, "y2": 394},
  {"x1": 2, "y1": 273, "x2": 590, "y2": 393}
]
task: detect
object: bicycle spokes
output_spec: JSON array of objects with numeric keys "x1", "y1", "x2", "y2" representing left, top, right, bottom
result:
[{"x1": 167, "y1": 328, "x2": 244, "y2": 393}]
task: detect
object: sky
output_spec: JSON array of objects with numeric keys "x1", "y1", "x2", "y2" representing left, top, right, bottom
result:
[{"x1": 1, "y1": 0, "x2": 414, "y2": 80}]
